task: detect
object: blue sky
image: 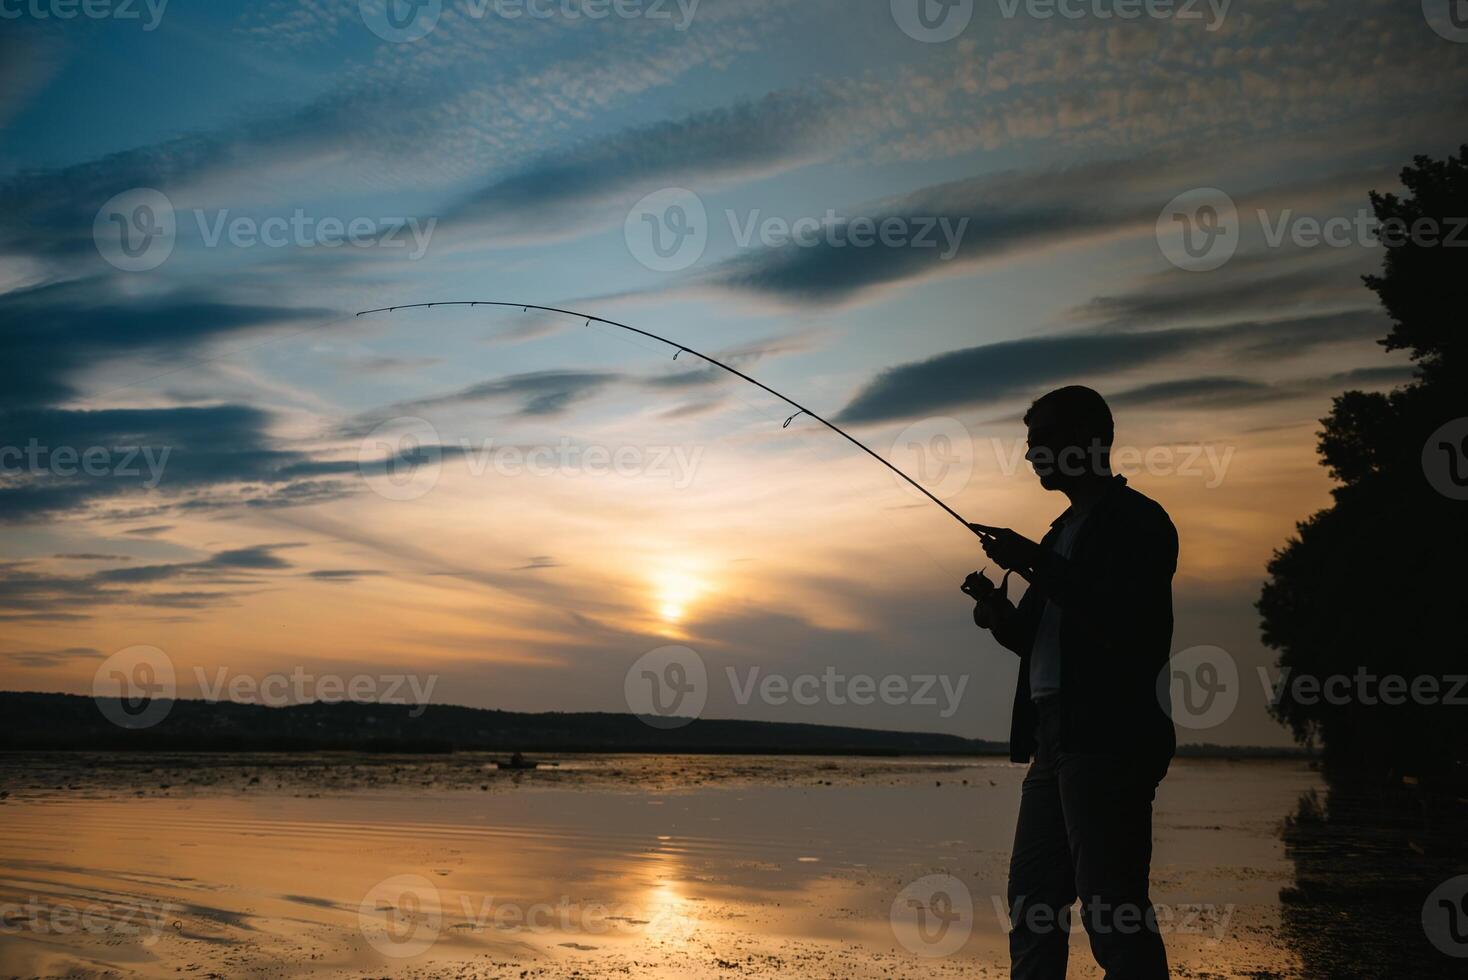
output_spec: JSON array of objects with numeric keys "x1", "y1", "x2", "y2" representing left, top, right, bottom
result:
[{"x1": 2, "y1": 0, "x2": 1465, "y2": 744}]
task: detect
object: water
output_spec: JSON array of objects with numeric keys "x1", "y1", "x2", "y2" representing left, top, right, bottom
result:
[{"x1": 0, "y1": 753, "x2": 1444, "y2": 978}]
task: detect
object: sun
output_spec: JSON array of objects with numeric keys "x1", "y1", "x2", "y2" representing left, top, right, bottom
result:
[{"x1": 652, "y1": 568, "x2": 707, "y2": 628}]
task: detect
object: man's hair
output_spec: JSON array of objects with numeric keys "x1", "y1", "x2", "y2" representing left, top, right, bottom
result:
[{"x1": 1023, "y1": 386, "x2": 1114, "y2": 448}]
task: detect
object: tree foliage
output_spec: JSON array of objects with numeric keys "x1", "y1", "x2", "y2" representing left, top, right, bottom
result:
[{"x1": 1258, "y1": 146, "x2": 1468, "y2": 785}]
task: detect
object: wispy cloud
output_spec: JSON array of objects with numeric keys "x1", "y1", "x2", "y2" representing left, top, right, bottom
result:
[
  {"x1": 307, "y1": 568, "x2": 384, "y2": 583},
  {"x1": 2, "y1": 646, "x2": 102, "y2": 668},
  {"x1": 0, "y1": 544, "x2": 299, "y2": 619},
  {"x1": 0, "y1": 279, "x2": 332, "y2": 409},
  {"x1": 1108, "y1": 364, "x2": 1415, "y2": 410},
  {"x1": 441, "y1": 91, "x2": 841, "y2": 246},
  {"x1": 837, "y1": 310, "x2": 1387, "y2": 424},
  {"x1": 388, "y1": 369, "x2": 623, "y2": 419}
]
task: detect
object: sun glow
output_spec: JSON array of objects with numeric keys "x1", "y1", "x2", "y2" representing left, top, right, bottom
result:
[{"x1": 652, "y1": 567, "x2": 707, "y2": 627}]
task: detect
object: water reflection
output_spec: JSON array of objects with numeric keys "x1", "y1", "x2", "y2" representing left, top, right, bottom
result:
[
  {"x1": 0, "y1": 757, "x2": 1392, "y2": 977},
  {"x1": 1279, "y1": 776, "x2": 1468, "y2": 976}
]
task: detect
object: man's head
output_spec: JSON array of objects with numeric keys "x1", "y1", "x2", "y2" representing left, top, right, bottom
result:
[{"x1": 1023, "y1": 386, "x2": 1114, "y2": 491}]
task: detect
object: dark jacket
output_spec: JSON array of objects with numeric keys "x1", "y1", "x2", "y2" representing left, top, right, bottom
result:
[{"x1": 992, "y1": 475, "x2": 1178, "y2": 769}]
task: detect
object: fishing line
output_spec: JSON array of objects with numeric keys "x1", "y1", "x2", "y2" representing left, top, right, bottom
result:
[{"x1": 357, "y1": 301, "x2": 990, "y2": 541}]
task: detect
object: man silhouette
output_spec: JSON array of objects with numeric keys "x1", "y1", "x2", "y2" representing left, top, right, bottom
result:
[{"x1": 962, "y1": 386, "x2": 1176, "y2": 980}]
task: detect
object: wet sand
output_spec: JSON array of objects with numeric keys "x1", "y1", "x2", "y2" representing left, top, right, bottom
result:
[{"x1": 0, "y1": 754, "x2": 1319, "y2": 978}]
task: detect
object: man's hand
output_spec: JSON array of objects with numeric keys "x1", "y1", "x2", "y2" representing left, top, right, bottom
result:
[
  {"x1": 969, "y1": 524, "x2": 1044, "y2": 573},
  {"x1": 961, "y1": 568, "x2": 1013, "y2": 631}
]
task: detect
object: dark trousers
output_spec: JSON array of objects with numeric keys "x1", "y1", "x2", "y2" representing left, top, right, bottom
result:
[{"x1": 1008, "y1": 698, "x2": 1169, "y2": 980}]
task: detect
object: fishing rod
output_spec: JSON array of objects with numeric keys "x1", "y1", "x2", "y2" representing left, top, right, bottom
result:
[{"x1": 356, "y1": 300, "x2": 991, "y2": 541}]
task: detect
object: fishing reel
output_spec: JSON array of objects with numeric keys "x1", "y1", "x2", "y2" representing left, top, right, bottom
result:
[{"x1": 961, "y1": 567, "x2": 1012, "y2": 603}]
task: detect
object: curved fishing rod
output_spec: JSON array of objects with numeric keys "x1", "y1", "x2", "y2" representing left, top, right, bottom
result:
[{"x1": 356, "y1": 300, "x2": 988, "y2": 539}]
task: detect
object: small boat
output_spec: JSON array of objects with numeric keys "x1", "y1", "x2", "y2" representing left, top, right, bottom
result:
[{"x1": 494, "y1": 752, "x2": 539, "y2": 771}]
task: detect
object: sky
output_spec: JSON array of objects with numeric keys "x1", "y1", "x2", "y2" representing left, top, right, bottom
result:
[{"x1": 2, "y1": 0, "x2": 1465, "y2": 745}]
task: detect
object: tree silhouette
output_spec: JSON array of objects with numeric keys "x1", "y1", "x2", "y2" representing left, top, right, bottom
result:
[{"x1": 1258, "y1": 146, "x2": 1468, "y2": 787}]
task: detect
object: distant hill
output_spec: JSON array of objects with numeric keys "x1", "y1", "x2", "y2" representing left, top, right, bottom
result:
[
  {"x1": 0, "y1": 692, "x2": 1007, "y2": 755},
  {"x1": 0, "y1": 693, "x2": 1309, "y2": 758}
]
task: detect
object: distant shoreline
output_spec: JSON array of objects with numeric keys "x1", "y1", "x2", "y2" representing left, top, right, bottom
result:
[
  {"x1": 0, "y1": 691, "x2": 1309, "y2": 759},
  {"x1": 0, "y1": 745, "x2": 1312, "y2": 758},
  {"x1": 1, "y1": 690, "x2": 1001, "y2": 757}
]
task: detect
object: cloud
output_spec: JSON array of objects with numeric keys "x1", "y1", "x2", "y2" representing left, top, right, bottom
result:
[
  {"x1": 388, "y1": 370, "x2": 623, "y2": 419},
  {"x1": 2, "y1": 646, "x2": 102, "y2": 668},
  {"x1": 0, "y1": 395, "x2": 482, "y2": 524},
  {"x1": 0, "y1": 278, "x2": 386, "y2": 523},
  {"x1": 0, "y1": 278, "x2": 332, "y2": 410},
  {"x1": 1108, "y1": 376, "x2": 1280, "y2": 409},
  {"x1": 692, "y1": 156, "x2": 1397, "y2": 309},
  {"x1": 0, "y1": 545, "x2": 299, "y2": 620},
  {"x1": 656, "y1": 397, "x2": 731, "y2": 420},
  {"x1": 366, "y1": 329, "x2": 812, "y2": 423},
  {"x1": 94, "y1": 545, "x2": 298, "y2": 585},
  {"x1": 344, "y1": 354, "x2": 445, "y2": 375},
  {"x1": 701, "y1": 160, "x2": 1148, "y2": 305},
  {"x1": 442, "y1": 91, "x2": 838, "y2": 245},
  {"x1": 0, "y1": 0, "x2": 830, "y2": 291},
  {"x1": 123, "y1": 525, "x2": 174, "y2": 537},
  {"x1": 1109, "y1": 363, "x2": 1417, "y2": 411},
  {"x1": 0, "y1": 28, "x2": 61, "y2": 131},
  {"x1": 869, "y1": 4, "x2": 1468, "y2": 167},
  {"x1": 307, "y1": 569, "x2": 384, "y2": 583},
  {"x1": 1326, "y1": 365, "x2": 1418, "y2": 387},
  {"x1": 0, "y1": 403, "x2": 341, "y2": 522},
  {"x1": 0, "y1": 109, "x2": 352, "y2": 270},
  {"x1": 1071, "y1": 251, "x2": 1375, "y2": 329},
  {"x1": 836, "y1": 310, "x2": 1387, "y2": 424}
]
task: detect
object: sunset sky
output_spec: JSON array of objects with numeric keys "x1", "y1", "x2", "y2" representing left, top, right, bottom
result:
[{"x1": 3, "y1": 0, "x2": 1465, "y2": 745}]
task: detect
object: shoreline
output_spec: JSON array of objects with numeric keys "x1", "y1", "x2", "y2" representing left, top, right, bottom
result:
[{"x1": 0, "y1": 750, "x2": 1313, "y2": 801}]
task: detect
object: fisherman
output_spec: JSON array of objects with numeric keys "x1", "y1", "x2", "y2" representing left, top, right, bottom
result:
[{"x1": 962, "y1": 385, "x2": 1177, "y2": 980}]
